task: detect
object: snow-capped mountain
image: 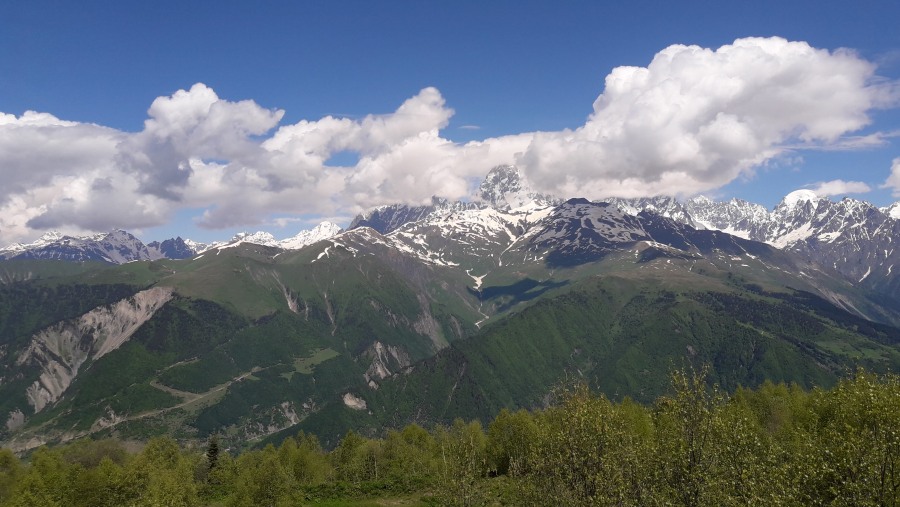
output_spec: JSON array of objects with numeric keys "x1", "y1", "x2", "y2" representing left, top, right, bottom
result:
[
  {"x1": 348, "y1": 197, "x2": 484, "y2": 235},
  {"x1": 1, "y1": 222, "x2": 345, "y2": 264},
  {"x1": 216, "y1": 221, "x2": 343, "y2": 251},
  {"x1": 684, "y1": 196, "x2": 771, "y2": 240},
  {"x1": 477, "y1": 165, "x2": 558, "y2": 210},
  {"x1": 278, "y1": 222, "x2": 344, "y2": 250},
  {"x1": 606, "y1": 196, "x2": 700, "y2": 230},
  {"x1": 225, "y1": 231, "x2": 280, "y2": 248},
  {"x1": 608, "y1": 190, "x2": 900, "y2": 300},
  {"x1": 2, "y1": 164, "x2": 898, "y2": 304},
  {"x1": 0, "y1": 230, "x2": 161, "y2": 263},
  {"x1": 347, "y1": 165, "x2": 557, "y2": 236},
  {"x1": 339, "y1": 167, "x2": 557, "y2": 271},
  {"x1": 1, "y1": 231, "x2": 66, "y2": 255}
]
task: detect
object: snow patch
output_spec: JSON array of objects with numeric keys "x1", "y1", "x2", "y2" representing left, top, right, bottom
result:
[
  {"x1": 769, "y1": 223, "x2": 815, "y2": 249},
  {"x1": 858, "y1": 267, "x2": 871, "y2": 283}
]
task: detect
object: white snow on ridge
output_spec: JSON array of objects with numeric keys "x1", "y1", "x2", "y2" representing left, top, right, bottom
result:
[
  {"x1": 1, "y1": 231, "x2": 65, "y2": 253},
  {"x1": 279, "y1": 221, "x2": 343, "y2": 250},
  {"x1": 769, "y1": 223, "x2": 814, "y2": 249},
  {"x1": 211, "y1": 221, "x2": 344, "y2": 252},
  {"x1": 859, "y1": 266, "x2": 871, "y2": 282}
]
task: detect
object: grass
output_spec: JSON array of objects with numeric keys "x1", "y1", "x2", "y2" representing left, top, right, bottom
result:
[{"x1": 281, "y1": 347, "x2": 341, "y2": 381}]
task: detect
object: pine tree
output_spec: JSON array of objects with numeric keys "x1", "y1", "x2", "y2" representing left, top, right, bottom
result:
[{"x1": 206, "y1": 435, "x2": 220, "y2": 473}]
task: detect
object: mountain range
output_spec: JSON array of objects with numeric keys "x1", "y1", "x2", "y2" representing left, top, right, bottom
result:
[
  {"x1": 2, "y1": 165, "x2": 900, "y2": 451},
  {"x1": 4, "y1": 165, "x2": 898, "y2": 304}
]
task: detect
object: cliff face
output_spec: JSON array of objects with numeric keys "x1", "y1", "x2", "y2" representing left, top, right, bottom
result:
[{"x1": 16, "y1": 287, "x2": 174, "y2": 413}]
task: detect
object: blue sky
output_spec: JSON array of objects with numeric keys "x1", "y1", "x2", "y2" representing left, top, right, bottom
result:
[{"x1": 1, "y1": 1, "x2": 899, "y2": 244}]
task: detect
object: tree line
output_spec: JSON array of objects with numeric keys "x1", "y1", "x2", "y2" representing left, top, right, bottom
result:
[{"x1": 2, "y1": 367, "x2": 899, "y2": 506}]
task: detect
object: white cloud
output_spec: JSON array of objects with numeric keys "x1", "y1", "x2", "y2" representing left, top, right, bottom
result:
[
  {"x1": 809, "y1": 179, "x2": 872, "y2": 197},
  {"x1": 513, "y1": 37, "x2": 882, "y2": 199},
  {"x1": 0, "y1": 37, "x2": 894, "y2": 245},
  {"x1": 883, "y1": 158, "x2": 900, "y2": 197}
]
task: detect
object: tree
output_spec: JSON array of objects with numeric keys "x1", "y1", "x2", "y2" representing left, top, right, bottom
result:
[
  {"x1": 0, "y1": 448, "x2": 21, "y2": 504},
  {"x1": 435, "y1": 419, "x2": 488, "y2": 507},
  {"x1": 487, "y1": 408, "x2": 537, "y2": 476},
  {"x1": 205, "y1": 435, "x2": 220, "y2": 473},
  {"x1": 653, "y1": 365, "x2": 723, "y2": 507}
]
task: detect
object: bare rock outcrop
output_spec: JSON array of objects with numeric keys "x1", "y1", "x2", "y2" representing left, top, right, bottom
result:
[{"x1": 17, "y1": 286, "x2": 174, "y2": 413}]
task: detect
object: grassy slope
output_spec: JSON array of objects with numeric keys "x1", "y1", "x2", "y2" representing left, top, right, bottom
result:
[{"x1": 340, "y1": 271, "x2": 900, "y2": 444}]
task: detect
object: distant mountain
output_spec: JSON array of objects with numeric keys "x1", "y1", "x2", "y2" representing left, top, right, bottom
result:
[
  {"x1": 611, "y1": 190, "x2": 900, "y2": 301},
  {"x1": 0, "y1": 221, "x2": 344, "y2": 264},
  {"x1": 0, "y1": 230, "x2": 160, "y2": 264},
  {"x1": 347, "y1": 165, "x2": 557, "y2": 235},
  {"x1": 348, "y1": 197, "x2": 483, "y2": 235},
  {"x1": 147, "y1": 237, "x2": 194, "y2": 260},
  {"x1": 477, "y1": 164, "x2": 558, "y2": 210}
]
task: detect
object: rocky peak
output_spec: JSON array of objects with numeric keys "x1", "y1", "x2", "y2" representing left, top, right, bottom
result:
[
  {"x1": 477, "y1": 165, "x2": 555, "y2": 210},
  {"x1": 278, "y1": 222, "x2": 344, "y2": 250},
  {"x1": 776, "y1": 189, "x2": 821, "y2": 212},
  {"x1": 606, "y1": 196, "x2": 697, "y2": 228},
  {"x1": 228, "y1": 231, "x2": 278, "y2": 247},
  {"x1": 1, "y1": 229, "x2": 157, "y2": 264},
  {"x1": 147, "y1": 237, "x2": 195, "y2": 260}
]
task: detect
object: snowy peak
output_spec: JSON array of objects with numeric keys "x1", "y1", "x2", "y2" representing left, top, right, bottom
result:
[
  {"x1": 215, "y1": 222, "x2": 344, "y2": 251},
  {"x1": 478, "y1": 165, "x2": 556, "y2": 210},
  {"x1": 684, "y1": 197, "x2": 770, "y2": 240},
  {"x1": 777, "y1": 189, "x2": 821, "y2": 211},
  {"x1": 604, "y1": 189, "x2": 900, "y2": 297},
  {"x1": 2, "y1": 231, "x2": 66, "y2": 254},
  {"x1": 350, "y1": 203, "x2": 436, "y2": 234},
  {"x1": 229, "y1": 231, "x2": 278, "y2": 246},
  {"x1": 346, "y1": 166, "x2": 551, "y2": 236},
  {"x1": 607, "y1": 196, "x2": 698, "y2": 229},
  {"x1": 349, "y1": 197, "x2": 484, "y2": 235},
  {"x1": 278, "y1": 221, "x2": 343, "y2": 250},
  {"x1": 0, "y1": 230, "x2": 158, "y2": 264}
]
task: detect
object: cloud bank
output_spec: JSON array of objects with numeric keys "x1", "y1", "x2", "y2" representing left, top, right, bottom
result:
[{"x1": 0, "y1": 37, "x2": 895, "y2": 244}]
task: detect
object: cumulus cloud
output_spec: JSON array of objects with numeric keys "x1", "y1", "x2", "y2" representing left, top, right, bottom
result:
[
  {"x1": 0, "y1": 37, "x2": 895, "y2": 245},
  {"x1": 513, "y1": 37, "x2": 883, "y2": 199},
  {"x1": 883, "y1": 158, "x2": 900, "y2": 197},
  {"x1": 809, "y1": 179, "x2": 872, "y2": 197}
]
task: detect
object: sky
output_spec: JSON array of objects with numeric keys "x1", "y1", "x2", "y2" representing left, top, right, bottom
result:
[{"x1": 1, "y1": 0, "x2": 899, "y2": 245}]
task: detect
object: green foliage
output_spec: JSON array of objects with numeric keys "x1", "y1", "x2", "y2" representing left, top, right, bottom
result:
[
  {"x1": 371, "y1": 277, "x2": 900, "y2": 435},
  {"x1": 434, "y1": 419, "x2": 488, "y2": 507},
  {"x1": 205, "y1": 434, "x2": 219, "y2": 472},
  {"x1": 486, "y1": 408, "x2": 536, "y2": 476},
  {"x1": 5, "y1": 369, "x2": 900, "y2": 506}
]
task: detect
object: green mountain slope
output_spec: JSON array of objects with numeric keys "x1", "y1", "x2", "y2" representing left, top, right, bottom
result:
[{"x1": 315, "y1": 272, "x2": 900, "y2": 445}]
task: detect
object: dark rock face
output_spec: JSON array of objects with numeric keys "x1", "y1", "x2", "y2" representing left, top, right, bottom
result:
[{"x1": 148, "y1": 237, "x2": 196, "y2": 260}]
